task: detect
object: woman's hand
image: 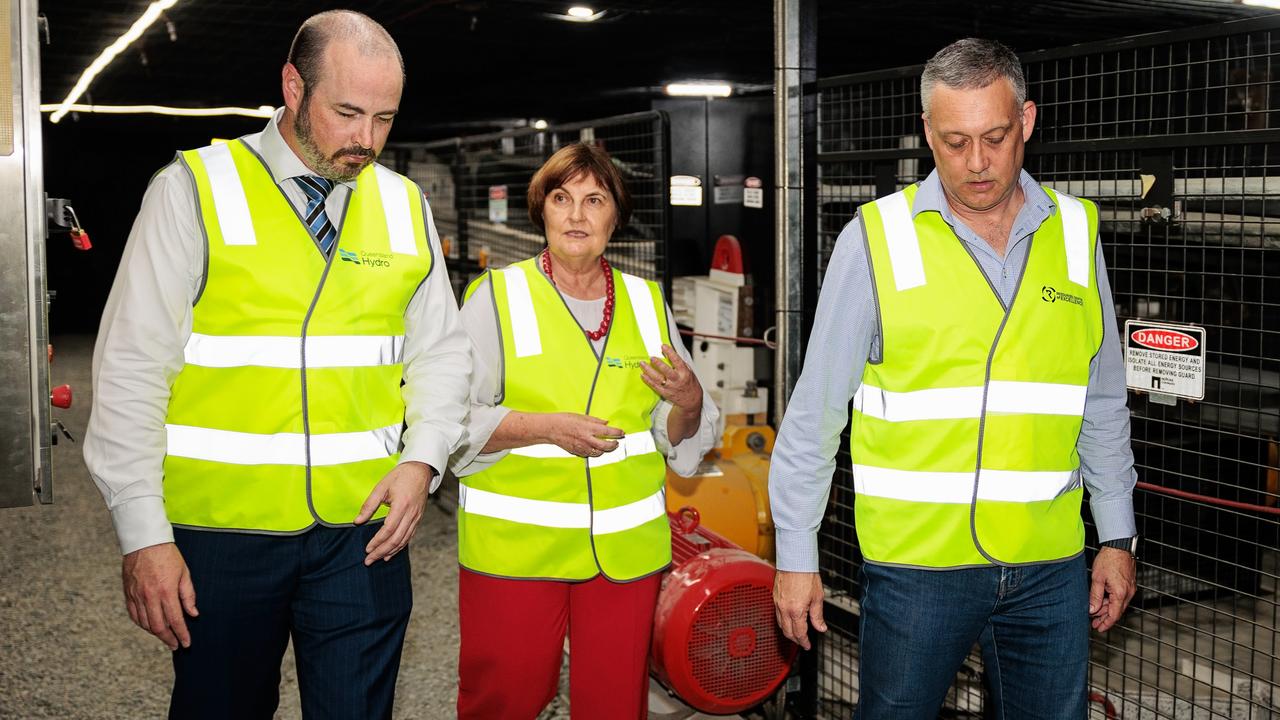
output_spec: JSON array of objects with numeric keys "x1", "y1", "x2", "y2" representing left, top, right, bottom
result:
[
  {"x1": 547, "y1": 413, "x2": 625, "y2": 458},
  {"x1": 640, "y1": 344, "x2": 703, "y2": 411}
]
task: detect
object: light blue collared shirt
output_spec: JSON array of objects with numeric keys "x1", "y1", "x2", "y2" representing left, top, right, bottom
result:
[{"x1": 768, "y1": 169, "x2": 1138, "y2": 572}]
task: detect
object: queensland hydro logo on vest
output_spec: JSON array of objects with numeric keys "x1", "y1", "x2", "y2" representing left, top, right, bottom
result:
[
  {"x1": 338, "y1": 249, "x2": 394, "y2": 268},
  {"x1": 605, "y1": 355, "x2": 649, "y2": 370},
  {"x1": 1041, "y1": 285, "x2": 1083, "y2": 306}
]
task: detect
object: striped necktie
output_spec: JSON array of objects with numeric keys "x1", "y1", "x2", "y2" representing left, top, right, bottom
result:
[{"x1": 294, "y1": 175, "x2": 338, "y2": 253}]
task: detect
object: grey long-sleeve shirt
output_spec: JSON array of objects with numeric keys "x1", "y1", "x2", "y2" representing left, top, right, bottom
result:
[
  {"x1": 449, "y1": 270, "x2": 720, "y2": 477},
  {"x1": 768, "y1": 169, "x2": 1138, "y2": 573},
  {"x1": 84, "y1": 109, "x2": 471, "y2": 555}
]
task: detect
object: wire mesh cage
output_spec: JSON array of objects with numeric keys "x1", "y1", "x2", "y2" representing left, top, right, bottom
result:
[
  {"x1": 812, "y1": 17, "x2": 1280, "y2": 719},
  {"x1": 382, "y1": 111, "x2": 671, "y2": 300}
]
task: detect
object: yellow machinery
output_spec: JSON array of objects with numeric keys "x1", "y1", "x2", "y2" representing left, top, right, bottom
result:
[
  {"x1": 666, "y1": 236, "x2": 778, "y2": 561},
  {"x1": 666, "y1": 415, "x2": 776, "y2": 562}
]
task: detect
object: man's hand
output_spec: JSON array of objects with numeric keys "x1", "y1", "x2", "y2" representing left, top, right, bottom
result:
[
  {"x1": 1089, "y1": 547, "x2": 1137, "y2": 632},
  {"x1": 773, "y1": 570, "x2": 828, "y2": 650},
  {"x1": 122, "y1": 543, "x2": 198, "y2": 651},
  {"x1": 356, "y1": 461, "x2": 433, "y2": 566}
]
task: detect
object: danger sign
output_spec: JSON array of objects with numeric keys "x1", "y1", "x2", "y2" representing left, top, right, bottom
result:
[
  {"x1": 488, "y1": 185, "x2": 508, "y2": 223},
  {"x1": 1124, "y1": 320, "x2": 1206, "y2": 400}
]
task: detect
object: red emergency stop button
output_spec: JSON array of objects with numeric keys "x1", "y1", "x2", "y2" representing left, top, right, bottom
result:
[{"x1": 51, "y1": 384, "x2": 72, "y2": 409}]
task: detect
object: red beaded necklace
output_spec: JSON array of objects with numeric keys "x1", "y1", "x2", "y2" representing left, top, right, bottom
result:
[{"x1": 541, "y1": 248, "x2": 614, "y2": 341}]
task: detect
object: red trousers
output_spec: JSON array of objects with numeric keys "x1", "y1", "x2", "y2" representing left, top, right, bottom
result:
[{"x1": 456, "y1": 568, "x2": 663, "y2": 719}]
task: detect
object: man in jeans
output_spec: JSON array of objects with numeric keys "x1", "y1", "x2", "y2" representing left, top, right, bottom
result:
[{"x1": 768, "y1": 38, "x2": 1138, "y2": 719}]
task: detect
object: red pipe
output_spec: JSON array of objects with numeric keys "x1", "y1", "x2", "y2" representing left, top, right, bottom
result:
[
  {"x1": 677, "y1": 327, "x2": 772, "y2": 346},
  {"x1": 1136, "y1": 480, "x2": 1280, "y2": 516},
  {"x1": 1088, "y1": 691, "x2": 1118, "y2": 720}
]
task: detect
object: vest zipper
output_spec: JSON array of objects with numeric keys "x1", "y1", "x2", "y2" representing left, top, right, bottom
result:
[
  {"x1": 969, "y1": 233, "x2": 1036, "y2": 566},
  {"x1": 534, "y1": 263, "x2": 626, "y2": 580},
  {"x1": 300, "y1": 243, "x2": 340, "y2": 526}
]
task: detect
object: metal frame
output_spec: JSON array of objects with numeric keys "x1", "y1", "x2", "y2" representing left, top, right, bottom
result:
[{"x1": 0, "y1": 0, "x2": 51, "y2": 508}]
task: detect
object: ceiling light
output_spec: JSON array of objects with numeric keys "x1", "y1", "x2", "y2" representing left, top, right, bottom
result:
[
  {"x1": 42, "y1": 103, "x2": 275, "y2": 119},
  {"x1": 1242, "y1": 0, "x2": 1280, "y2": 7},
  {"x1": 664, "y1": 82, "x2": 733, "y2": 98},
  {"x1": 532, "y1": 119, "x2": 549, "y2": 130},
  {"x1": 564, "y1": 6, "x2": 605, "y2": 22},
  {"x1": 50, "y1": 0, "x2": 182, "y2": 124}
]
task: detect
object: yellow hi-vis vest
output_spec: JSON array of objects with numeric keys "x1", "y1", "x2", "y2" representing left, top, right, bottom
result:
[
  {"x1": 853, "y1": 183, "x2": 1103, "y2": 568},
  {"x1": 162, "y1": 139, "x2": 433, "y2": 532},
  {"x1": 457, "y1": 258, "x2": 673, "y2": 581}
]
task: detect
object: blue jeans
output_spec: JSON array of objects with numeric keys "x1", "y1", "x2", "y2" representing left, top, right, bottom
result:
[
  {"x1": 854, "y1": 555, "x2": 1088, "y2": 720},
  {"x1": 169, "y1": 524, "x2": 412, "y2": 720}
]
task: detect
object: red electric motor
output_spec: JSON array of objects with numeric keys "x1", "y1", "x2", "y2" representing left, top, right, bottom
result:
[{"x1": 650, "y1": 507, "x2": 797, "y2": 714}]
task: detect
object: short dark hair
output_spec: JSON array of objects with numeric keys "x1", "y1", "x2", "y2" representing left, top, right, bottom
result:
[
  {"x1": 287, "y1": 10, "x2": 404, "y2": 95},
  {"x1": 527, "y1": 143, "x2": 633, "y2": 233}
]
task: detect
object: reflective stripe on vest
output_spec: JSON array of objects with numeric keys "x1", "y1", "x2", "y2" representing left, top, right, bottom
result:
[
  {"x1": 852, "y1": 182, "x2": 1103, "y2": 568},
  {"x1": 853, "y1": 381, "x2": 1087, "y2": 421},
  {"x1": 183, "y1": 333, "x2": 405, "y2": 369},
  {"x1": 166, "y1": 423, "x2": 402, "y2": 466},
  {"x1": 196, "y1": 143, "x2": 256, "y2": 246},
  {"x1": 499, "y1": 265, "x2": 543, "y2": 358},
  {"x1": 163, "y1": 139, "x2": 432, "y2": 533},
  {"x1": 458, "y1": 484, "x2": 666, "y2": 536},
  {"x1": 508, "y1": 430, "x2": 658, "y2": 468},
  {"x1": 373, "y1": 164, "x2": 418, "y2": 256},
  {"x1": 853, "y1": 465, "x2": 1082, "y2": 504},
  {"x1": 878, "y1": 189, "x2": 926, "y2": 291},
  {"x1": 456, "y1": 258, "x2": 672, "y2": 581},
  {"x1": 618, "y1": 272, "x2": 664, "y2": 358},
  {"x1": 1057, "y1": 194, "x2": 1091, "y2": 288}
]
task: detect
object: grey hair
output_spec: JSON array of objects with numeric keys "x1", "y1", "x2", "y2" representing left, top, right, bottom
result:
[{"x1": 920, "y1": 38, "x2": 1025, "y2": 116}]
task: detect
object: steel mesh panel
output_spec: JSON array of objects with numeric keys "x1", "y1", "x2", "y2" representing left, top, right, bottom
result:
[
  {"x1": 813, "y1": 18, "x2": 1280, "y2": 719},
  {"x1": 1030, "y1": 32, "x2": 1280, "y2": 142}
]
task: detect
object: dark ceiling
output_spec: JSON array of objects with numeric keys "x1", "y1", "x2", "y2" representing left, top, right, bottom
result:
[{"x1": 38, "y1": 0, "x2": 1276, "y2": 139}]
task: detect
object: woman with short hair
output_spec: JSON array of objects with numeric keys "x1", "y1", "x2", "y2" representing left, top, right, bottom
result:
[{"x1": 452, "y1": 142, "x2": 718, "y2": 719}]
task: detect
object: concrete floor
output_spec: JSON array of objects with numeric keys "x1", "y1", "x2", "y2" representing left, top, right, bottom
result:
[
  {"x1": 0, "y1": 335, "x2": 515, "y2": 719},
  {"x1": 0, "y1": 335, "x2": 742, "y2": 720}
]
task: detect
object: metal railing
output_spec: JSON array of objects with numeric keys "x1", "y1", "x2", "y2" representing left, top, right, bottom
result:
[
  {"x1": 382, "y1": 111, "x2": 671, "y2": 300},
  {"x1": 810, "y1": 16, "x2": 1280, "y2": 719}
]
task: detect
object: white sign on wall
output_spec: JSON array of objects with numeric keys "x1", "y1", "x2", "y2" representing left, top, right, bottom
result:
[
  {"x1": 488, "y1": 185, "x2": 508, "y2": 223},
  {"x1": 743, "y1": 176, "x2": 764, "y2": 209},
  {"x1": 1124, "y1": 320, "x2": 1206, "y2": 401},
  {"x1": 670, "y1": 175, "x2": 703, "y2": 207}
]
